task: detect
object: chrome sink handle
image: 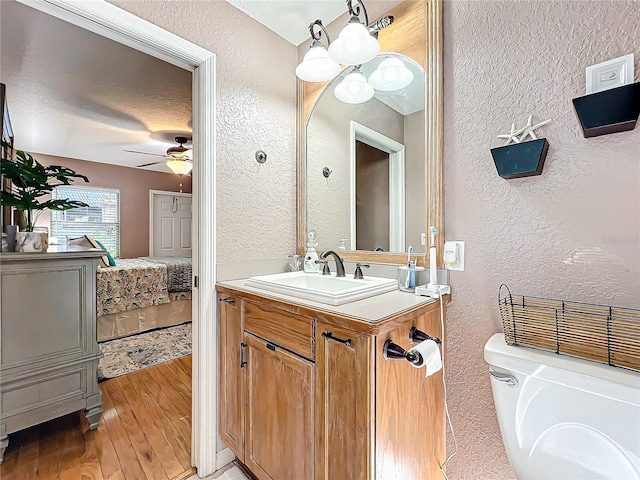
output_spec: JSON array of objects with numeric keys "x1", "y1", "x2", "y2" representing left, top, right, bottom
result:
[
  {"x1": 354, "y1": 263, "x2": 370, "y2": 280},
  {"x1": 315, "y1": 258, "x2": 330, "y2": 275},
  {"x1": 488, "y1": 369, "x2": 519, "y2": 388}
]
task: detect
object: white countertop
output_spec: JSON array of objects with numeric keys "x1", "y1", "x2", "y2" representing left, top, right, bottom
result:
[{"x1": 218, "y1": 277, "x2": 438, "y2": 324}]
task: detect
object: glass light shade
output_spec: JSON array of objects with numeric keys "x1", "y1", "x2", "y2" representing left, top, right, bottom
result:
[
  {"x1": 295, "y1": 46, "x2": 341, "y2": 82},
  {"x1": 166, "y1": 159, "x2": 193, "y2": 175},
  {"x1": 328, "y1": 22, "x2": 380, "y2": 66},
  {"x1": 368, "y1": 58, "x2": 414, "y2": 91},
  {"x1": 334, "y1": 71, "x2": 374, "y2": 104}
]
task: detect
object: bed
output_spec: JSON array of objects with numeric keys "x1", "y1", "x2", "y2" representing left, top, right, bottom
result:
[{"x1": 96, "y1": 257, "x2": 192, "y2": 342}]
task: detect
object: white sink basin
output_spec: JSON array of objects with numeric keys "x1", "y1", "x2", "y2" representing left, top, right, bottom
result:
[{"x1": 245, "y1": 271, "x2": 397, "y2": 305}]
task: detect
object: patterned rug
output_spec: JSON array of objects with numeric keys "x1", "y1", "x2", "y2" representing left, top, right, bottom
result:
[{"x1": 98, "y1": 322, "x2": 192, "y2": 380}]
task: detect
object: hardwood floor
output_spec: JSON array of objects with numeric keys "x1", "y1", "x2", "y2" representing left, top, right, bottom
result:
[{"x1": 0, "y1": 356, "x2": 193, "y2": 480}]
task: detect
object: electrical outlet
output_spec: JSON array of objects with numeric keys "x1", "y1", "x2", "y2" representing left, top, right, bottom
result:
[
  {"x1": 420, "y1": 233, "x2": 426, "y2": 246},
  {"x1": 444, "y1": 240, "x2": 465, "y2": 271}
]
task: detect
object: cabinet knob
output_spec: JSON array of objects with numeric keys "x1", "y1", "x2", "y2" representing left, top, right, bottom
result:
[{"x1": 219, "y1": 298, "x2": 235, "y2": 305}]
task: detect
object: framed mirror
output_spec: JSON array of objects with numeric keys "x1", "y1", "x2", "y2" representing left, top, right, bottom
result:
[
  {"x1": 306, "y1": 53, "x2": 425, "y2": 255},
  {"x1": 297, "y1": 0, "x2": 443, "y2": 266}
]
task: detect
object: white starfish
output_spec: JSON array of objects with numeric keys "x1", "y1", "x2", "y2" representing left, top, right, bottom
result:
[
  {"x1": 518, "y1": 115, "x2": 551, "y2": 142},
  {"x1": 497, "y1": 123, "x2": 525, "y2": 146}
]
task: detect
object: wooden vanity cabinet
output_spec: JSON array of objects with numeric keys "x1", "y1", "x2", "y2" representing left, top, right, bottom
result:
[
  {"x1": 315, "y1": 322, "x2": 373, "y2": 480},
  {"x1": 219, "y1": 295, "x2": 244, "y2": 461},
  {"x1": 244, "y1": 333, "x2": 314, "y2": 480},
  {"x1": 217, "y1": 287, "x2": 445, "y2": 480}
]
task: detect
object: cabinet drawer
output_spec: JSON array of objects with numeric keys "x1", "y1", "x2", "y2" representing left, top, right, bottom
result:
[
  {"x1": 244, "y1": 301, "x2": 314, "y2": 360},
  {"x1": 1, "y1": 365, "x2": 87, "y2": 418}
]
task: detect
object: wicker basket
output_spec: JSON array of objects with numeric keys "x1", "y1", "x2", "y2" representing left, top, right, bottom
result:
[{"x1": 498, "y1": 285, "x2": 640, "y2": 372}]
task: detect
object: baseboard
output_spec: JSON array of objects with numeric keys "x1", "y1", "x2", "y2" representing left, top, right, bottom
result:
[{"x1": 216, "y1": 447, "x2": 235, "y2": 471}]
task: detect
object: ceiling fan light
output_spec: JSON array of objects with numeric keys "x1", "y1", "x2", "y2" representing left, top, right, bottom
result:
[
  {"x1": 296, "y1": 45, "x2": 341, "y2": 82},
  {"x1": 166, "y1": 159, "x2": 193, "y2": 176},
  {"x1": 334, "y1": 70, "x2": 374, "y2": 104},
  {"x1": 368, "y1": 57, "x2": 414, "y2": 91},
  {"x1": 328, "y1": 22, "x2": 379, "y2": 66}
]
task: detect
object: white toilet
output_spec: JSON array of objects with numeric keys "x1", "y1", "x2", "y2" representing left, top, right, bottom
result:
[{"x1": 484, "y1": 333, "x2": 640, "y2": 479}]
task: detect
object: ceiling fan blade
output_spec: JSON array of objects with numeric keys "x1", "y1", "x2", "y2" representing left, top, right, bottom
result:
[
  {"x1": 124, "y1": 149, "x2": 167, "y2": 158},
  {"x1": 136, "y1": 161, "x2": 167, "y2": 168}
]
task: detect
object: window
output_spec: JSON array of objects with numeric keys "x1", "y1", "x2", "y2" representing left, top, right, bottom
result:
[{"x1": 51, "y1": 186, "x2": 120, "y2": 257}]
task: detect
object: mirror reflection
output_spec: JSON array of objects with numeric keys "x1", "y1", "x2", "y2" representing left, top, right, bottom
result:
[{"x1": 306, "y1": 53, "x2": 426, "y2": 254}]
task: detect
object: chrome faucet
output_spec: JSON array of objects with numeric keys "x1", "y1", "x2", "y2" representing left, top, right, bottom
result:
[{"x1": 320, "y1": 250, "x2": 346, "y2": 277}]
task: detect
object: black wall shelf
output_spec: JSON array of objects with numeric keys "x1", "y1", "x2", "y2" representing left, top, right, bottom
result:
[
  {"x1": 572, "y1": 82, "x2": 640, "y2": 138},
  {"x1": 491, "y1": 138, "x2": 549, "y2": 179}
]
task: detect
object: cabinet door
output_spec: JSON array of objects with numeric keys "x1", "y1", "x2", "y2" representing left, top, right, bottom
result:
[
  {"x1": 244, "y1": 333, "x2": 314, "y2": 480},
  {"x1": 375, "y1": 307, "x2": 446, "y2": 480},
  {"x1": 315, "y1": 323, "x2": 373, "y2": 480},
  {"x1": 219, "y1": 295, "x2": 244, "y2": 460}
]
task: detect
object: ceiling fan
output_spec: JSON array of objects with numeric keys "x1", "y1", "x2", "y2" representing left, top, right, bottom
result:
[{"x1": 125, "y1": 136, "x2": 193, "y2": 175}]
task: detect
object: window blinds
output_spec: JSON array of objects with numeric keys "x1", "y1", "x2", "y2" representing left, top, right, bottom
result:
[{"x1": 51, "y1": 187, "x2": 120, "y2": 257}]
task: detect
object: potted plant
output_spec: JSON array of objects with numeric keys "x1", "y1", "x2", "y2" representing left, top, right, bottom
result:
[{"x1": 1, "y1": 141, "x2": 90, "y2": 252}]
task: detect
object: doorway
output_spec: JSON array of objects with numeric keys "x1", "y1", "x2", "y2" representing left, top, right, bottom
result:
[
  {"x1": 12, "y1": 0, "x2": 218, "y2": 475},
  {"x1": 350, "y1": 121, "x2": 405, "y2": 252}
]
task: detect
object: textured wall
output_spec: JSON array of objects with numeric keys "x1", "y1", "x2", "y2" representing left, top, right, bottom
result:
[
  {"x1": 443, "y1": 1, "x2": 640, "y2": 478},
  {"x1": 35, "y1": 153, "x2": 190, "y2": 259},
  {"x1": 109, "y1": 0, "x2": 298, "y2": 263}
]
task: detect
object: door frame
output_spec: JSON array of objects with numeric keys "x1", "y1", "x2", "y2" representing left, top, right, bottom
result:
[
  {"x1": 349, "y1": 121, "x2": 405, "y2": 252},
  {"x1": 149, "y1": 190, "x2": 193, "y2": 257},
  {"x1": 17, "y1": 0, "x2": 218, "y2": 476}
]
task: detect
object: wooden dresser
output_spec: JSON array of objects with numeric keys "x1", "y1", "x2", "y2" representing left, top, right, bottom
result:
[
  {"x1": 217, "y1": 279, "x2": 447, "y2": 480},
  {"x1": 0, "y1": 246, "x2": 104, "y2": 462}
]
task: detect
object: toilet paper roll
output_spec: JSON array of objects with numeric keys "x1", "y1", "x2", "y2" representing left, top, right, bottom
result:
[{"x1": 407, "y1": 339, "x2": 442, "y2": 377}]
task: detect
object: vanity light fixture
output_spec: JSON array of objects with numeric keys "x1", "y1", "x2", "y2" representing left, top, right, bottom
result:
[
  {"x1": 166, "y1": 159, "x2": 193, "y2": 176},
  {"x1": 368, "y1": 57, "x2": 414, "y2": 91},
  {"x1": 334, "y1": 66, "x2": 374, "y2": 104},
  {"x1": 329, "y1": 0, "x2": 394, "y2": 66},
  {"x1": 296, "y1": 1, "x2": 394, "y2": 82},
  {"x1": 295, "y1": 20, "x2": 341, "y2": 82}
]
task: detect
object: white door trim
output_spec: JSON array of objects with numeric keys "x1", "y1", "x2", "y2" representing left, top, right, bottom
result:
[
  {"x1": 349, "y1": 121, "x2": 405, "y2": 252},
  {"x1": 17, "y1": 1, "x2": 219, "y2": 476}
]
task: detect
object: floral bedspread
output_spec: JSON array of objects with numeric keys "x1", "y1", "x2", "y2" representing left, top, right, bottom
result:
[{"x1": 96, "y1": 259, "x2": 170, "y2": 316}]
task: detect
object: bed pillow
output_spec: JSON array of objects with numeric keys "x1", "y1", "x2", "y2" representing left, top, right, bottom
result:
[
  {"x1": 93, "y1": 239, "x2": 116, "y2": 266},
  {"x1": 68, "y1": 235, "x2": 109, "y2": 268}
]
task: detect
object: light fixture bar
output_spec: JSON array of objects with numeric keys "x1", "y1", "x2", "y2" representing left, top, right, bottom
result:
[{"x1": 368, "y1": 15, "x2": 394, "y2": 36}]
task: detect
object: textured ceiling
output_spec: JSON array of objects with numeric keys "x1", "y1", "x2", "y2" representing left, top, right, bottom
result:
[
  {"x1": 226, "y1": 0, "x2": 405, "y2": 46},
  {"x1": 226, "y1": 0, "x2": 349, "y2": 46},
  {"x1": 0, "y1": 1, "x2": 192, "y2": 173}
]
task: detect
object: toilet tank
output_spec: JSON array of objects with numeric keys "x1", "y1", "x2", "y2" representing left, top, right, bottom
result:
[{"x1": 484, "y1": 333, "x2": 640, "y2": 480}]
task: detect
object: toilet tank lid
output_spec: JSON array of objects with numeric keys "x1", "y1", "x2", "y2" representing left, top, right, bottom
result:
[{"x1": 484, "y1": 333, "x2": 640, "y2": 391}]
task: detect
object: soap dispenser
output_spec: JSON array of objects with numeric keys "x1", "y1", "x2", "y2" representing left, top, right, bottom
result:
[{"x1": 304, "y1": 230, "x2": 320, "y2": 273}]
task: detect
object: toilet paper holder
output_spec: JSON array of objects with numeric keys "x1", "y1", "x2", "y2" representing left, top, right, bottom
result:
[
  {"x1": 382, "y1": 328, "x2": 441, "y2": 365},
  {"x1": 409, "y1": 327, "x2": 441, "y2": 345},
  {"x1": 382, "y1": 340, "x2": 423, "y2": 365}
]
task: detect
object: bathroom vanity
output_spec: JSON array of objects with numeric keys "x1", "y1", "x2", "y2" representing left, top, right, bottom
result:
[{"x1": 216, "y1": 279, "x2": 446, "y2": 480}]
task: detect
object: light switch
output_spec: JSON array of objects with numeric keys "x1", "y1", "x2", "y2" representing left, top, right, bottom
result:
[{"x1": 420, "y1": 233, "x2": 426, "y2": 246}]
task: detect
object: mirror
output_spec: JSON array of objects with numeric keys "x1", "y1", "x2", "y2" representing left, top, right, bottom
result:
[
  {"x1": 297, "y1": 0, "x2": 444, "y2": 266},
  {"x1": 306, "y1": 53, "x2": 425, "y2": 254}
]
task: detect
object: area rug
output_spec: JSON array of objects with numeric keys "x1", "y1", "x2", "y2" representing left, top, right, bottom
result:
[{"x1": 98, "y1": 322, "x2": 191, "y2": 380}]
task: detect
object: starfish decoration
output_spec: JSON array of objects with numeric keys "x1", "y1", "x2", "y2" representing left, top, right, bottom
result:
[
  {"x1": 497, "y1": 123, "x2": 525, "y2": 146},
  {"x1": 518, "y1": 115, "x2": 551, "y2": 142}
]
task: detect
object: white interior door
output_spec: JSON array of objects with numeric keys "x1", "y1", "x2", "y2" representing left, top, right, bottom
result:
[{"x1": 151, "y1": 191, "x2": 192, "y2": 257}]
